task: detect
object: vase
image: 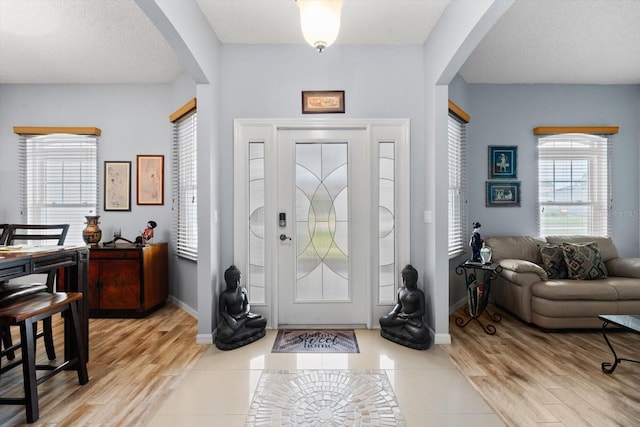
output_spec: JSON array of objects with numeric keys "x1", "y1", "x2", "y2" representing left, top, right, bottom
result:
[
  {"x1": 480, "y1": 244, "x2": 492, "y2": 264},
  {"x1": 83, "y1": 215, "x2": 102, "y2": 245}
]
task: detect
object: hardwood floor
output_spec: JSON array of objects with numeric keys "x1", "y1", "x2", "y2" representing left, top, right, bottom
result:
[
  {"x1": 2, "y1": 302, "x2": 638, "y2": 426},
  {"x1": 442, "y1": 305, "x2": 640, "y2": 427},
  {"x1": 0, "y1": 303, "x2": 206, "y2": 426}
]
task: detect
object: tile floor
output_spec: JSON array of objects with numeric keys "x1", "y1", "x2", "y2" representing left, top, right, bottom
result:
[{"x1": 149, "y1": 329, "x2": 505, "y2": 427}]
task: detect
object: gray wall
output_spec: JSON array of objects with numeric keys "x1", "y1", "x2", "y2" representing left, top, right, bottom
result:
[
  {"x1": 447, "y1": 82, "x2": 640, "y2": 310},
  {"x1": 218, "y1": 44, "x2": 425, "y2": 268},
  {"x1": 0, "y1": 80, "x2": 200, "y2": 312},
  {"x1": 0, "y1": 84, "x2": 173, "y2": 239},
  {"x1": 466, "y1": 84, "x2": 640, "y2": 257}
]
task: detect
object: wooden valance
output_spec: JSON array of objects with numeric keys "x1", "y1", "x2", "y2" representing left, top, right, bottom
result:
[
  {"x1": 169, "y1": 98, "x2": 197, "y2": 123},
  {"x1": 448, "y1": 100, "x2": 470, "y2": 123},
  {"x1": 533, "y1": 126, "x2": 619, "y2": 135},
  {"x1": 13, "y1": 126, "x2": 102, "y2": 136}
]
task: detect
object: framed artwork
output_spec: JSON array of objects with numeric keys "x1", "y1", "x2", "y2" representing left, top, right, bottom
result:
[
  {"x1": 486, "y1": 181, "x2": 521, "y2": 207},
  {"x1": 302, "y1": 90, "x2": 345, "y2": 114},
  {"x1": 104, "y1": 161, "x2": 131, "y2": 211},
  {"x1": 136, "y1": 155, "x2": 164, "y2": 205},
  {"x1": 488, "y1": 145, "x2": 518, "y2": 179}
]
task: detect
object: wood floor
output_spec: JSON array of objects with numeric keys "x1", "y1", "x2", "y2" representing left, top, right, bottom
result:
[
  {"x1": 2, "y1": 302, "x2": 638, "y2": 426},
  {"x1": 442, "y1": 305, "x2": 640, "y2": 427},
  {"x1": 0, "y1": 303, "x2": 206, "y2": 426}
]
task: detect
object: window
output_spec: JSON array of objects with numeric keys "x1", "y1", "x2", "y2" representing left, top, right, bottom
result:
[
  {"x1": 248, "y1": 141, "x2": 265, "y2": 303},
  {"x1": 448, "y1": 102, "x2": 469, "y2": 257},
  {"x1": 171, "y1": 99, "x2": 198, "y2": 260},
  {"x1": 16, "y1": 128, "x2": 100, "y2": 246},
  {"x1": 536, "y1": 129, "x2": 615, "y2": 236},
  {"x1": 379, "y1": 141, "x2": 395, "y2": 303}
]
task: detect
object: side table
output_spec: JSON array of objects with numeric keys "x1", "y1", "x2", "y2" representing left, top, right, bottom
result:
[
  {"x1": 598, "y1": 314, "x2": 640, "y2": 374},
  {"x1": 455, "y1": 261, "x2": 502, "y2": 335}
]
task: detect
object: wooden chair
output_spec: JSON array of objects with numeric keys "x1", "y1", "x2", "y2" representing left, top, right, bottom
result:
[
  {"x1": 0, "y1": 224, "x2": 10, "y2": 245},
  {"x1": 1, "y1": 224, "x2": 70, "y2": 361},
  {"x1": 0, "y1": 292, "x2": 88, "y2": 423}
]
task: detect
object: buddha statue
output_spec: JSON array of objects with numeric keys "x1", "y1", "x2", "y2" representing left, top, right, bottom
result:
[
  {"x1": 214, "y1": 265, "x2": 267, "y2": 350},
  {"x1": 379, "y1": 264, "x2": 431, "y2": 350}
]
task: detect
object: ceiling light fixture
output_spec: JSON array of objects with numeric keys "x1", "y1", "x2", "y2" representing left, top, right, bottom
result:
[{"x1": 296, "y1": 0, "x2": 344, "y2": 53}]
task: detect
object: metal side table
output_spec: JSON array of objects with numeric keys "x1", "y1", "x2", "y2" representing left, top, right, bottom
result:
[{"x1": 455, "y1": 261, "x2": 503, "y2": 335}]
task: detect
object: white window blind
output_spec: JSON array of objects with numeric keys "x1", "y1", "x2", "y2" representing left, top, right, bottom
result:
[
  {"x1": 172, "y1": 110, "x2": 198, "y2": 260},
  {"x1": 448, "y1": 113, "x2": 467, "y2": 257},
  {"x1": 18, "y1": 133, "x2": 99, "y2": 246},
  {"x1": 537, "y1": 133, "x2": 612, "y2": 236}
]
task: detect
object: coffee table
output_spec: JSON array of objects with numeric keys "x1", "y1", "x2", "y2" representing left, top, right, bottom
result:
[{"x1": 598, "y1": 314, "x2": 640, "y2": 374}]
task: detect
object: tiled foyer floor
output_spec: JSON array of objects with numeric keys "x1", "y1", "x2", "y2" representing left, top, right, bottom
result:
[{"x1": 148, "y1": 329, "x2": 504, "y2": 427}]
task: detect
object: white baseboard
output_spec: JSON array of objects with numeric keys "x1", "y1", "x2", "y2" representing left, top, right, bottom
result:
[
  {"x1": 450, "y1": 296, "x2": 467, "y2": 314},
  {"x1": 434, "y1": 333, "x2": 452, "y2": 345},
  {"x1": 196, "y1": 334, "x2": 213, "y2": 344},
  {"x1": 168, "y1": 296, "x2": 197, "y2": 318},
  {"x1": 168, "y1": 296, "x2": 211, "y2": 343}
]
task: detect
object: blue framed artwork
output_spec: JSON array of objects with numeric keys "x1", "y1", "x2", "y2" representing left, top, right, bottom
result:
[
  {"x1": 488, "y1": 145, "x2": 517, "y2": 179},
  {"x1": 486, "y1": 181, "x2": 521, "y2": 207}
]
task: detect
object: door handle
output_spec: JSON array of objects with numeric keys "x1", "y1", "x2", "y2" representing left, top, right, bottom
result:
[{"x1": 279, "y1": 234, "x2": 292, "y2": 241}]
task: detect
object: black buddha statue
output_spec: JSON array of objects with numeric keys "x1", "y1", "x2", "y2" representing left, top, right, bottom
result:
[
  {"x1": 379, "y1": 264, "x2": 431, "y2": 350},
  {"x1": 214, "y1": 265, "x2": 267, "y2": 350}
]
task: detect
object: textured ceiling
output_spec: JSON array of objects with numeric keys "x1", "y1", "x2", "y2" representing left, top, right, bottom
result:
[
  {"x1": 0, "y1": 0, "x2": 183, "y2": 84},
  {"x1": 196, "y1": 0, "x2": 449, "y2": 45},
  {"x1": 0, "y1": 0, "x2": 638, "y2": 85},
  {"x1": 460, "y1": 0, "x2": 640, "y2": 84}
]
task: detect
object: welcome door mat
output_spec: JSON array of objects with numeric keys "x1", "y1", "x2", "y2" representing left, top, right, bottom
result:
[
  {"x1": 271, "y1": 329, "x2": 360, "y2": 353},
  {"x1": 245, "y1": 370, "x2": 406, "y2": 426}
]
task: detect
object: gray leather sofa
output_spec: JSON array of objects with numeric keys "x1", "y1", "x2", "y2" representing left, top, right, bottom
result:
[{"x1": 484, "y1": 235, "x2": 640, "y2": 329}]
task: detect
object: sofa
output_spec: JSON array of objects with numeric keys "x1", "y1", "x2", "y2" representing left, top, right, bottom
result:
[{"x1": 484, "y1": 235, "x2": 640, "y2": 329}]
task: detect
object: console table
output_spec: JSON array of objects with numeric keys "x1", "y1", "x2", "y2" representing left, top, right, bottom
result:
[
  {"x1": 87, "y1": 242, "x2": 168, "y2": 317},
  {"x1": 455, "y1": 261, "x2": 502, "y2": 335},
  {"x1": 598, "y1": 314, "x2": 640, "y2": 374}
]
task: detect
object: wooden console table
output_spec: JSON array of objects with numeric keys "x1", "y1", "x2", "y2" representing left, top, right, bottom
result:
[{"x1": 87, "y1": 242, "x2": 168, "y2": 318}]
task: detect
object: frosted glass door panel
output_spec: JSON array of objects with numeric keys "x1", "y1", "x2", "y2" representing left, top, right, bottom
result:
[
  {"x1": 379, "y1": 142, "x2": 395, "y2": 303},
  {"x1": 248, "y1": 142, "x2": 265, "y2": 303},
  {"x1": 296, "y1": 142, "x2": 349, "y2": 301}
]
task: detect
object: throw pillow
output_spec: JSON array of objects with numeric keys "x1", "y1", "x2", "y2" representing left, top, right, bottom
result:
[
  {"x1": 539, "y1": 244, "x2": 568, "y2": 279},
  {"x1": 561, "y1": 242, "x2": 608, "y2": 280}
]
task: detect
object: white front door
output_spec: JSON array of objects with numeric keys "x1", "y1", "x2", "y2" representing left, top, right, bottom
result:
[
  {"x1": 233, "y1": 119, "x2": 410, "y2": 329},
  {"x1": 276, "y1": 129, "x2": 369, "y2": 326}
]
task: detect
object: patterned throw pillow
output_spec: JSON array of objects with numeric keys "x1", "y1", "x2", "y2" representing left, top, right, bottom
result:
[
  {"x1": 561, "y1": 242, "x2": 608, "y2": 280},
  {"x1": 539, "y1": 244, "x2": 568, "y2": 279}
]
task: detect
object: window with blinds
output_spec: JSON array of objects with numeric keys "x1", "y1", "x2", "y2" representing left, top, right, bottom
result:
[
  {"x1": 172, "y1": 107, "x2": 198, "y2": 260},
  {"x1": 18, "y1": 133, "x2": 99, "y2": 246},
  {"x1": 537, "y1": 133, "x2": 612, "y2": 236},
  {"x1": 448, "y1": 112, "x2": 467, "y2": 258}
]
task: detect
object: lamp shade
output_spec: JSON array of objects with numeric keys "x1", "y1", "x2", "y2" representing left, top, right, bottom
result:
[{"x1": 297, "y1": 0, "x2": 343, "y2": 53}]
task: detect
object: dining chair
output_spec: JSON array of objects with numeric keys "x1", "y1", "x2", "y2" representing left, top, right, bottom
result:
[
  {"x1": 0, "y1": 224, "x2": 10, "y2": 245},
  {"x1": 0, "y1": 291, "x2": 88, "y2": 423},
  {"x1": 1, "y1": 224, "x2": 70, "y2": 361}
]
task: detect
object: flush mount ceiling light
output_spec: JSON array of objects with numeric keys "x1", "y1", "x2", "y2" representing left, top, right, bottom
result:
[{"x1": 296, "y1": 0, "x2": 344, "y2": 53}]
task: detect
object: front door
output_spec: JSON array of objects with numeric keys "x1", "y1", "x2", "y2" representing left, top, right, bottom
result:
[
  {"x1": 276, "y1": 129, "x2": 369, "y2": 326},
  {"x1": 233, "y1": 119, "x2": 410, "y2": 328}
]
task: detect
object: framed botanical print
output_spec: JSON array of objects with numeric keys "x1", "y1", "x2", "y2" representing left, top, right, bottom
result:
[
  {"x1": 486, "y1": 181, "x2": 521, "y2": 207},
  {"x1": 136, "y1": 155, "x2": 164, "y2": 205},
  {"x1": 302, "y1": 90, "x2": 345, "y2": 114},
  {"x1": 104, "y1": 161, "x2": 131, "y2": 211},
  {"x1": 488, "y1": 145, "x2": 518, "y2": 179}
]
